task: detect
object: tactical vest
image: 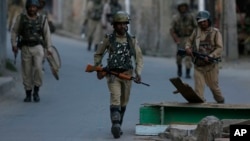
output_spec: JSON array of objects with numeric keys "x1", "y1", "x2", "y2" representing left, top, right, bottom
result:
[
  {"x1": 90, "y1": 4, "x2": 103, "y2": 21},
  {"x1": 19, "y1": 14, "x2": 45, "y2": 46},
  {"x1": 174, "y1": 13, "x2": 196, "y2": 37},
  {"x1": 194, "y1": 32, "x2": 215, "y2": 66},
  {"x1": 106, "y1": 33, "x2": 135, "y2": 71},
  {"x1": 198, "y1": 33, "x2": 214, "y2": 54}
]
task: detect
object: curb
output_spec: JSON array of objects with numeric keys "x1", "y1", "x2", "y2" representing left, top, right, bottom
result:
[{"x1": 0, "y1": 76, "x2": 14, "y2": 95}]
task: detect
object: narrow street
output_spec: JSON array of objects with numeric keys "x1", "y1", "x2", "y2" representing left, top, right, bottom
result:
[{"x1": 0, "y1": 32, "x2": 250, "y2": 141}]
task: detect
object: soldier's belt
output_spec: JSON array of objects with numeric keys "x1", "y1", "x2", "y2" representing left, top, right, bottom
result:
[{"x1": 22, "y1": 41, "x2": 41, "y2": 47}]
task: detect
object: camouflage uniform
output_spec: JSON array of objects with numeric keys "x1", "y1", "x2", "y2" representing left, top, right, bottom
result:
[
  {"x1": 95, "y1": 34, "x2": 143, "y2": 106},
  {"x1": 94, "y1": 11, "x2": 143, "y2": 138},
  {"x1": 185, "y1": 11, "x2": 225, "y2": 103},
  {"x1": 170, "y1": 3, "x2": 197, "y2": 78},
  {"x1": 11, "y1": 0, "x2": 52, "y2": 102},
  {"x1": 85, "y1": 0, "x2": 104, "y2": 51}
]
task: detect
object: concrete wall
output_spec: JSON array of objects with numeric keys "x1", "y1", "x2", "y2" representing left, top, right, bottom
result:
[
  {"x1": 58, "y1": 0, "x2": 177, "y2": 57},
  {"x1": 60, "y1": 0, "x2": 87, "y2": 35},
  {"x1": 55, "y1": 0, "x2": 214, "y2": 57},
  {"x1": 130, "y1": 0, "x2": 175, "y2": 57},
  {"x1": 0, "y1": 0, "x2": 7, "y2": 72}
]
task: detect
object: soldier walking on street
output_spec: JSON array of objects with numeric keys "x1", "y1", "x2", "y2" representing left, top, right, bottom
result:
[
  {"x1": 185, "y1": 10, "x2": 225, "y2": 103},
  {"x1": 84, "y1": 0, "x2": 104, "y2": 51},
  {"x1": 94, "y1": 11, "x2": 144, "y2": 138},
  {"x1": 11, "y1": 0, "x2": 53, "y2": 102},
  {"x1": 170, "y1": 2, "x2": 197, "y2": 78}
]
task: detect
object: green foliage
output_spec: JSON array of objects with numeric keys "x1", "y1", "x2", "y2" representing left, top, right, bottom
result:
[{"x1": 5, "y1": 59, "x2": 17, "y2": 72}]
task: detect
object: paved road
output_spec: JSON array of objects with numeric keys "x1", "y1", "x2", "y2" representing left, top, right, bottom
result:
[{"x1": 1, "y1": 32, "x2": 250, "y2": 141}]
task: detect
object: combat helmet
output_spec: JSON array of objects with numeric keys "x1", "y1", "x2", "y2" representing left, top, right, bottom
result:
[
  {"x1": 176, "y1": 1, "x2": 189, "y2": 11},
  {"x1": 112, "y1": 11, "x2": 130, "y2": 24},
  {"x1": 196, "y1": 10, "x2": 211, "y2": 23},
  {"x1": 26, "y1": 0, "x2": 40, "y2": 9}
]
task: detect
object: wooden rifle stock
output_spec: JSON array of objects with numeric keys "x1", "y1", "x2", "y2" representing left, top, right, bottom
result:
[
  {"x1": 85, "y1": 64, "x2": 103, "y2": 72},
  {"x1": 85, "y1": 64, "x2": 150, "y2": 86}
]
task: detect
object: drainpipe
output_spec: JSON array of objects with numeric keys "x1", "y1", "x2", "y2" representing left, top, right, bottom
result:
[{"x1": 125, "y1": 0, "x2": 130, "y2": 33}]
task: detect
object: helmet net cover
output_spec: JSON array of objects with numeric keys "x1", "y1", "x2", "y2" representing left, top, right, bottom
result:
[
  {"x1": 112, "y1": 11, "x2": 130, "y2": 24},
  {"x1": 196, "y1": 10, "x2": 210, "y2": 22},
  {"x1": 26, "y1": 0, "x2": 40, "y2": 9}
]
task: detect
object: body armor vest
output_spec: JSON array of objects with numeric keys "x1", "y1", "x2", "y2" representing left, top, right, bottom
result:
[
  {"x1": 194, "y1": 32, "x2": 214, "y2": 66},
  {"x1": 90, "y1": 4, "x2": 103, "y2": 21},
  {"x1": 198, "y1": 32, "x2": 214, "y2": 54},
  {"x1": 107, "y1": 34, "x2": 134, "y2": 70},
  {"x1": 19, "y1": 14, "x2": 44, "y2": 44},
  {"x1": 174, "y1": 13, "x2": 195, "y2": 37}
]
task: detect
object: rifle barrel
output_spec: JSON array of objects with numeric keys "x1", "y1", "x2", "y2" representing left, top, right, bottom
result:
[
  {"x1": 139, "y1": 81, "x2": 150, "y2": 86},
  {"x1": 177, "y1": 49, "x2": 221, "y2": 63}
]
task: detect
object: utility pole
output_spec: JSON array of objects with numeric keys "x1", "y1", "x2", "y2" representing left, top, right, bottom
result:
[
  {"x1": 0, "y1": 0, "x2": 7, "y2": 72},
  {"x1": 222, "y1": 0, "x2": 238, "y2": 60}
]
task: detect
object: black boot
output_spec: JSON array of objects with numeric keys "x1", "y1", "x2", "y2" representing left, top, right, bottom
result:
[
  {"x1": 110, "y1": 105, "x2": 121, "y2": 139},
  {"x1": 24, "y1": 90, "x2": 32, "y2": 102},
  {"x1": 119, "y1": 106, "x2": 126, "y2": 135},
  {"x1": 177, "y1": 65, "x2": 182, "y2": 77},
  {"x1": 120, "y1": 106, "x2": 126, "y2": 125},
  {"x1": 87, "y1": 40, "x2": 92, "y2": 51},
  {"x1": 186, "y1": 68, "x2": 191, "y2": 79},
  {"x1": 94, "y1": 44, "x2": 98, "y2": 51},
  {"x1": 33, "y1": 86, "x2": 40, "y2": 102}
]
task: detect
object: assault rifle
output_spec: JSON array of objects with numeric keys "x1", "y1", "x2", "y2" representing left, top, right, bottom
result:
[
  {"x1": 177, "y1": 49, "x2": 222, "y2": 63},
  {"x1": 14, "y1": 52, "x2": 17, "y2": 65},
  {"x1": 13, "y1": 36, "x2": 22, "y2": 65},
  {"x1": 85, "y1": 64, "x2": 150, "y2": 87}
]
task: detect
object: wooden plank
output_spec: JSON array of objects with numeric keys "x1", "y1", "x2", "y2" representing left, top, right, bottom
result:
[{"x1": 169, "y1": 77, "x2": 204, "y2": 103}]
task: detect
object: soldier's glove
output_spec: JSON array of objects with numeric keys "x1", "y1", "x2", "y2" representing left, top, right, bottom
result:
[{"x1": 134, "y1": 74, "x2": 141, "y2": 84}]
